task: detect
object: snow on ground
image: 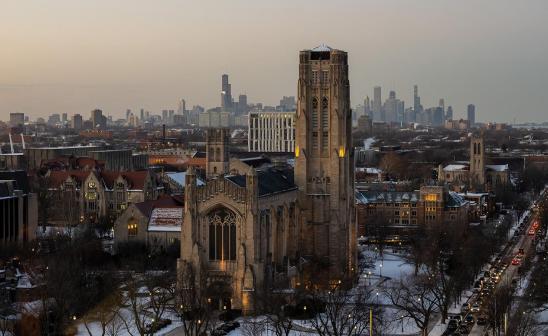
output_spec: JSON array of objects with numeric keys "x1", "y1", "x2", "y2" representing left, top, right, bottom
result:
[{"x1": 363, "y1": 137, "x2": 376, "y2": 150}]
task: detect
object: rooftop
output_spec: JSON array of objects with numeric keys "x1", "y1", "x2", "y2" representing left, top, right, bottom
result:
[
  {"x1": 226, "y1": 168, "x2": 297, "y2": 197},
  {"x1": 311, "y1": 44, "x2": 332, "y2": 52}
]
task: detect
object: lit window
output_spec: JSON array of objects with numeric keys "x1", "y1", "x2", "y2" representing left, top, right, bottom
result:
[{"x1": 128, "y1": 222, "x2": 138, "y2": 237}]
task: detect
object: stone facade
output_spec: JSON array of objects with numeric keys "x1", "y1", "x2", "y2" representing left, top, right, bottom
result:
[
  {"x1": 294, "y1": 45, "x2": 356, "y2": 279},
  {"x1": 179, "y1": 167, "x2": 297, "y2": 313}
]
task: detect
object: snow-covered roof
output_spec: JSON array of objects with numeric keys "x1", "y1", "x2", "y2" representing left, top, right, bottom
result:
[
  {"x1": 486, "y1": 164, "x2": 508, "y2": 172},
  {"x1": 147, "y1": 207, "x2": 182, "y2": 232},
  {"x1": 311, "y1": 44, "x2": 332, "y2": 52},
  {"x1": 360, "y1": 191, "x2": 419, "y2": 204},
  {"x1": 356, "y1": 167, "x2": 382, "y2": 174},
  {"x1": 443, "y1": 164, "x2": 468, "y2": 171}
]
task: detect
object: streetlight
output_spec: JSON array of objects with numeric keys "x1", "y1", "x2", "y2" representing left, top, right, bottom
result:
[{"x1": 379, "y1": 263, "x2": 383, "y2": 278}]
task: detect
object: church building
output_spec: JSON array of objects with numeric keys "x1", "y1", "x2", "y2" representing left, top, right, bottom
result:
[{"x1": 177, "y1": 45, "x2": 356, "y2": 313}]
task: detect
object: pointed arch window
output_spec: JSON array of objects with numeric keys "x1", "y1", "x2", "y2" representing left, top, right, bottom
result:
[{"x1": 208, "y1": 208, "x2": 237, "y2": 261}]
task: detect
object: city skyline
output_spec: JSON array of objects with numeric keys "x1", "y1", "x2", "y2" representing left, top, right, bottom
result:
[{"x1": 2, "y1": 0, "x2": 548, "y2": 122}]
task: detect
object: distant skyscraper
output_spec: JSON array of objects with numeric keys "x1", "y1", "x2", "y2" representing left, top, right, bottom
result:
[
  {"x1": 140, "y1": 108, "x2": 145, "y2": 122},
  {"x1": 467, "y1": 104, "x2": 476, "y2": 125},
  {"x1": 279, "y1": 96, "x2": 296, "y2": 112},
  {"x1": 364, "y1": 96, "x2": 371, "y2": 118},
  {"x1": 384, "y1": 90, "x2": 398, "y2": 122},
  {"x1": 91, "y1": 109, "x2": 106, "y2": 129},
  {"x1": 162, "y1": 110, "x2": 168, "y2": 122},
  {"x1": 62, "y1": 113, "x2": 68, "y2": 123},
  {"x1": 221, "y1": 74, "x2": 233, "y2": 111},
  {"x1": 238, "y1": 94, "x2": 248, "y2": 114},
  {"x1": 177, "y1": 99, "x2": 186, "y2": 115},
  {"x1": 446, "y1": 106, "x2": 453, "y2": 121},
  {"x1": 9, "y1": 113, "x2": 25, "y2": 127},
  {"x1": 72, "y1": 114, "x2": 83, "y2": 130},
  {"x1": 410, "y1": 85, "x2": 422, "y2": 122},
  {"x1": 373, "y1": 86, "x2": 382, "y2": 121},
  {"x1": 126, "y1": 109, "x2": 131, "y2": 121},
  {"x1": 48, "y1": 114, "x2": 61, "y2": 126}
]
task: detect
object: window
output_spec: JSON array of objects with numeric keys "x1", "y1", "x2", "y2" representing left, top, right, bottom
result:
[
  {"x1": 208, "y1": 208, "x2": 237, "y2": 261},
  {"x1": 411, "y1": 211, "x2": 417, "y2": 216},
  {"x1": 321, "y1": 70, "x2": 329, "y2": 84},
  {"x1": 128, "y1": 221, "x2": 138, "y2": 237},
  {"x1": 312, "y1": 71, "x2": 319, "y2": 83},
  {"x1": 394, "y1": 210, "x2": 400, "y2": 216},
  {"x1": 312, "y1": 97, "x2": 319, "y2": 129}
]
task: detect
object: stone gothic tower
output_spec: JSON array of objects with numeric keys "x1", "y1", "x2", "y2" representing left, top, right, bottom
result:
[
  {"x1": 294, "y1": 45, "x2": 356, "y2": 280},
  {"x1": 205, "y1": 128, "x2": 230, "y2": 178},
  {"x1": 469, "y1": 132, "x2": 485, "y2": 187}
]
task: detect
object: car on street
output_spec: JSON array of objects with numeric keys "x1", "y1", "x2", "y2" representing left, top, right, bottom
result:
[
  {"x1": 471, "y1": 303, "x2": 480, "y2": 313},
  {"x1": 447, "y1": 319, "x2": 458, "y2": 331},
  {"x1": 529, "y1": 228, "x2": 536, "y2": 235},
  {"x1": 465, "y1": 315, "x2": 475, "y2": 324},
  {"x1": 512, "y1": 258, "x2": 521, "y2": 265}
]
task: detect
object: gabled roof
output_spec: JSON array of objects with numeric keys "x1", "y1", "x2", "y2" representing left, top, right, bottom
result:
[
  {"x1": 225, "y1": 168, "x2": 297, "y2": 197},
  {"x1": 48, "y1": 171, "x2": 93, "y2": 188},
  {"x1": 100, "y1": 171, "x2": 149, "y2": 190}
]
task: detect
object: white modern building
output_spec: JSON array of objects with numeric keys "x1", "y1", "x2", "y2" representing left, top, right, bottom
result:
[{"x1": 248, "y1": 111, "x2": 296, "y2": 152}]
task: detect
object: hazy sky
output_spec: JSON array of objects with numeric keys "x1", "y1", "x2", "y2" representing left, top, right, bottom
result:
[{"x1": 1, "y1": 0, "x2": 547, "y2": 122}]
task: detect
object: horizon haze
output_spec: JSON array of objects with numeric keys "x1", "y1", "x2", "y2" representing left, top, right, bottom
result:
[{"x1": 1, "y1": 0, "x2": 547, "y2": 123}]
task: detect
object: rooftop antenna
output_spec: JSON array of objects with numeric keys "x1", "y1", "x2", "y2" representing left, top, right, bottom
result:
[{"x1": 8, "y1": 133, "x2": 14, "y2": 154}]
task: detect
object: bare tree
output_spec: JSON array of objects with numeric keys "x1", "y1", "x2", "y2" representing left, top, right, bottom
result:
[
  {"x1": 308, "y1": 279, "x2": 377, "y2": 336},
  {"x1": 0, "y1": 314, "x2": 14, "y2": 336},
  {"x1": 61, "y1": 187, "x2": 80, "y2": 237},
  {"x1": 379, "y1": 152, "x2": 406, "y2": 181},
  {"x1": 36, "y1": 175, "x2": 54, "y2": 232},
  {"x1": 385, "y1": 275, "x2": 439, "y2": 336},
  {"x1": 170, "y1": 262, "x2": 216, "y2": 336},
  {"x1": 508, "y1": 310, "x2": 543, "y2": 336},
  {"x1": 82, "y1": 292, "x2": 124, "y2": 336},
  {"x1": 240, "y1": 318, "x2": 267, "y2": 336}
]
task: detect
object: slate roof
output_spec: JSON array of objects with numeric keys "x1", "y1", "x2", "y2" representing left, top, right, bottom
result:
[
  {"x1": 48, "y1": 171, "x2": 92, "y2": 188},
  {"x1": 101, "y1": 171, "x2": 149, "y2": 190},
  {"x1": 446, "y1": 191, "x2": 467, "y2": 208},
  {"x1": 226, "y1": 168, "x2": 296, "y2": 197}
]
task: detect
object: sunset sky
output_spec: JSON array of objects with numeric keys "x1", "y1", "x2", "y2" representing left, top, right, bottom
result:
[{"x1": 1, "y1": 0, "x2": 547, "y2": 122}]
